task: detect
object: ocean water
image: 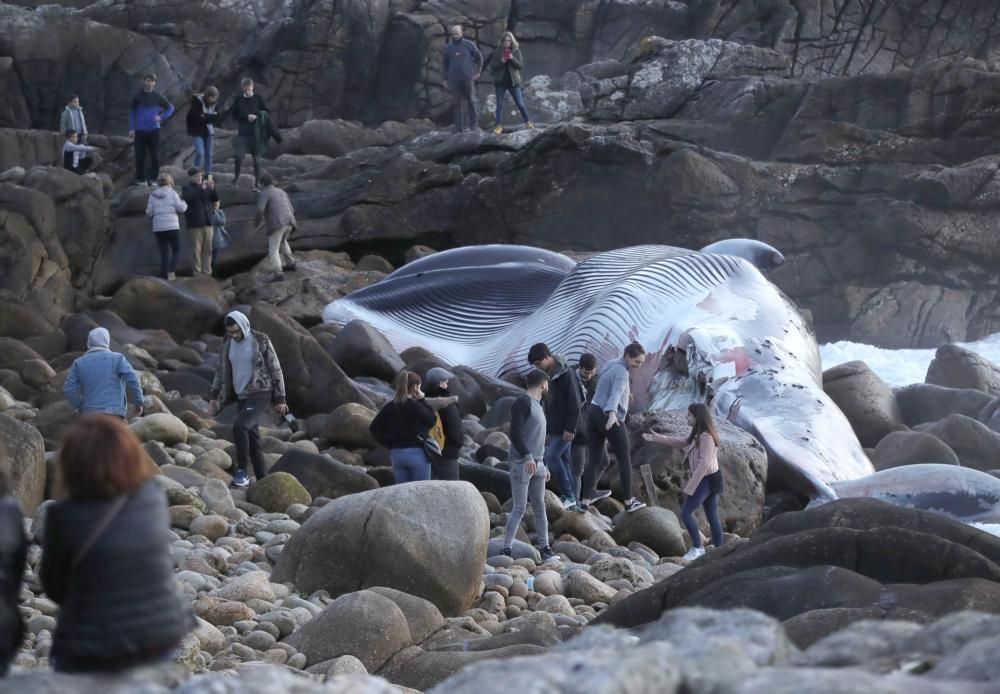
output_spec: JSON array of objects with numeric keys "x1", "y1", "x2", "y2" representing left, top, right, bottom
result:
[{"x1": 820, "y1": 333, "x2": 1000, "y2": 388}]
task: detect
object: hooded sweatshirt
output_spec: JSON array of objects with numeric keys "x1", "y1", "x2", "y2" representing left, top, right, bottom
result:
[
  {"x1": 209, "y1": 311, "x2": 287, "y2": 405},
  {"x1": 226, "y1": 311, "x2": 256, "y2": 397},
  {"x1": 542, "y1": 354, "x2": 584, "y2": 436},
  {"x1": 145, "y1": 186, "x2": 188, "y2": 232},
  {"x1": 63, "y1": 328, "x2": 144, "y2": 417}
]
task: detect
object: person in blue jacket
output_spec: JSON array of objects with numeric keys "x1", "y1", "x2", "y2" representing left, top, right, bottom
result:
[
  {"x1": 442, "y1": 25, "x2": 483, "y2": 131},
  {"x1": 128, "y1": 73, "x2": 174, "y2": 186},
  {"x1": 63, "y1": 328, "x2": 144, "y2": 419}
]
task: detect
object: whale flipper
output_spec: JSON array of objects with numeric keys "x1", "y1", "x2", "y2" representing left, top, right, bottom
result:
[{"x1": 700, "y1": 238, "x2": 785, "y2": 272}]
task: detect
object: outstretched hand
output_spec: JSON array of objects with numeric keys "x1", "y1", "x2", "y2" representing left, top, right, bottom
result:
[{"x1": 274, "y1": 402, "x2": 289, "y2": 416}]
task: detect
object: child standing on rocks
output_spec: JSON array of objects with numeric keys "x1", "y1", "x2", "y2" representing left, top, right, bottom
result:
[
  {"x1": 145, "y1": 172, "x2": 187, "y2": 280},
  {"x1": 503, "y1": 368, "x2": 556, "y2": 561},
  {"x1": 643, "y1": 402, "x2": 724, "y2": 561}
]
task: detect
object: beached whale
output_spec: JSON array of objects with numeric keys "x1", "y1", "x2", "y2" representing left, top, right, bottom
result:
[{"x1": 325, "y1": 242, "x2": 875, "y2": 499}]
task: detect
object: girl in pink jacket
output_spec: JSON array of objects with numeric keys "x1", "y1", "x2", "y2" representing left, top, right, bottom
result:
[{"x1": 643, "y1": 403, "x2": 724, "y2": 561}]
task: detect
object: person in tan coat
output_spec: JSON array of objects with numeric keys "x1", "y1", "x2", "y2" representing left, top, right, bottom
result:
[
  {"x1": 254, "y1": 172, "x2": 297, "y2": 282},
  {"x1": 643, "y1": 402, "x2": 724, "y2": 561}
]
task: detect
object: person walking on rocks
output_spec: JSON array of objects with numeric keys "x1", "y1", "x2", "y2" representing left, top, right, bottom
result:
[
  {"x1": 528, "y1": 342, "x2": 587, "y2": 512},
  {"x1": 209, "y1": 311, "x2": 288, "y2": 489},
  {"x1": 0, "y1": 454, "x2": 27, "y2": 677},
  {"x1": 182, "y1": 167, "x2": 220, "y2": 276},
  {"x1": 370, "y1": 370, "x2": 438, "y2": 483},
  {"x1": 570, "y1": 352, "x2": 607, "y2": 498},
  {"x1": 40, "y1": 415, "x2": 194, "y2": 673},
  {"x1": 59, "y1": 95, "x2": 88, "y2": 144},
  {"x1": 230, "y1": 77, "x2": 269, "y2": 190},
  {"x1": 63, "y1": 327, "x2": 144, "y2": 419},
  {"x1": 146, "y1": 172, "x2": 187, "y2": 280},
  {"x1": 129, "y1": 73, "x2": 174, "y2": 186},
  {"x1": 503, "y1": 368, "x2": 556, "y2": 561},
  {"x1": 579, "y1": 342, "x2": 648, "y2": 514},
  {"x1": 186, "y1": 85, "x2": 222, "y2": 178},
  {"x1": 62, "y1": 129, "x2": 97, "y2": 174},
  {"x1": 489, "y1": 31, "x2": 533, "y2": 134},
  {"x1": 255, "y1": 172, "x2": 297, "y2": 282},
  {"x1": 643, "y1": 402, "x2": 724, "y2": 561},
  {"x1": 423, "y1": 366, "x2": 464, "y2": 481},
  {"x1": 442, "y1": 24, "x2": 483, "y2": 132}
]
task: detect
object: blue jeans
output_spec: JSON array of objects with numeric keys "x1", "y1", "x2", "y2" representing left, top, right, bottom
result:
[
  {"x1": 543, "y1": 435, "x2": 575, "y2": 500},
  {"x1": 391, "y1": 447, "x2": 431, "y2": 483},
  {"x1": 494, "y1": 84, "x2": 531, "y2": 125},
  {"x1": 680, "y1": 472, "x2": 724, "y2": 548},
  {"x1": 192, "y1": 134, "x2": 214, "y2": 175}
]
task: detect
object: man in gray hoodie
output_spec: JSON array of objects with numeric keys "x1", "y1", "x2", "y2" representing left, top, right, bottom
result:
[
  {"x1": 209, "y1": 311, "x2": 287, "y2": 488},
  {"x1": 442, "y1": 24, "x2": 483, "y2": 131}
]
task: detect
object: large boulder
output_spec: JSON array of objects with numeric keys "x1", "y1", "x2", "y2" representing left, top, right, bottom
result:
[
  {"x1": 926, "y1": 344, "x2": 1000, "y2": 396},
  {"x1": 914, "y1": 414, "x2": 1000, "y2": 471},
  {"x1": 325, "y1": 403, "x2": 378, "y2": 448},
  {"x1": 269, "y1": 448, "x2": 378, "y2": 500},
  {"x1": 610, "y1": 506, "x2": 687, "y2": 557},
  {"x1": 246, "y1": 472, "x2": 312, "y2": 513},
  {"x1": 273, "y1": 481, "x2": 489, "y2": 615},
  {"x1": 129, "y1": 413, "x2": 189, "y2": 446},
  {"x1": 0, "y1": 337, "x2": 54, "y2": 391},
  {"x1": 0, "y1": 412, "x2": 45, "y2": 512},
  {"x1": 248, "y1": 302, "x2": 373, "y2": 416},
  {"x1": 326, "y1": 320, "x2": 405, "y2": 382},
  {"x1": 630, "y1": 410, "x2": 767, "y2": 536},
  {"x1": 822, "y1": 361, "x2": 905, "y2": 447},
  {"x1": 107, "y1": 278, "x2": 225, "y2": 343},
  {"x1": 895, "y1": 384, "x2": 994, "y2": 427},
  {"x1": 870, "y1": 430, "x2": 960, "y2": 470}
]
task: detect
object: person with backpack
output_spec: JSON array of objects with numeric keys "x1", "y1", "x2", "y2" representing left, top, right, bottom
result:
[
  {"x1": 145, "y1": 173, "x2": 187, "y2": 280},
  {"x1": 182, "y1": 167, "x2": 220, "y2": 276},
  {"x1": 0, "y1": 453, "x2": 26, "y2": 677},
  {"x1": 643, "y1": 402, "x2": 724, "y2": 560},
  {"x1": 423, "y1": 367, "x2": 464, "y2": 480},
  {"x1": 502, "y1": 368, "x2": 556, "y2": 561},
  {"x1": 63, "y1": 327, "x2": 144, "y2": 419},
  {"x1": 40, "y1": 415, "x2": 194, "y2": 673},
  {"x1": 369, "y1": 370, "x2": 438, "y2": 483}
]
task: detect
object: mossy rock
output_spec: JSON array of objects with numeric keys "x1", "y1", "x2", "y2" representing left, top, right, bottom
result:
[
  {"x1": 247, "y1": 472, "x2": 312, "y2": 513},
  {"x1": 166, "y1": 486, "x2": 208, "y2": 512}
]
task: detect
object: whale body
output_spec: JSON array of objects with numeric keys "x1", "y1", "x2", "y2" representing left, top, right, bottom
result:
[{"x1": 325, "y1": 243, "x2": 876, "y2": 498}]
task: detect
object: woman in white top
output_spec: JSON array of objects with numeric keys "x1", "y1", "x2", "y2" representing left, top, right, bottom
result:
[{"x1": 643, "y1": 402, "x2": 724, "y2": 560}]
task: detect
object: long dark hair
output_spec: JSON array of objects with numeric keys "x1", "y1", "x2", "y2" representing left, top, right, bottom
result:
[{"x1": 687, "y1": 403, "x2": 720, "y2": 447}]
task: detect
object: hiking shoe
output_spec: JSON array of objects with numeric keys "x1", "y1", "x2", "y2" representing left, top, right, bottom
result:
[
  {"x1": 269, "y1": 273, "x2": 286, "y2": 283},
  {"x1": 501, "y1": 547, "x2": 512, "y2": 558},
  {"x1": 576, "y1": 499, "x2": 591, "y2": 512},
  {"x1": 493, "y1": 125, "x2": 503, "y2": 135},
  {"x1": 682, "y1": 546, "x2": 706, "y2": 561},
  {"x1": 231, "y1": 470, "x2": 250, "y2": 488},
  {"x1": 539, "y1": 546, "x2": 557, "y2": 562},
  {"x1": 625, "y1": 498, "x2": 646, "y2": 513},
  {"x1": 526, "y1": 122, "x2": 535, "y2": 129},
  {"x1": 591, "y1": 489, "x2": 613, "y2": 502},
  {"x1": 282, "y1": 262, "x2": 298, "y2": 272}
]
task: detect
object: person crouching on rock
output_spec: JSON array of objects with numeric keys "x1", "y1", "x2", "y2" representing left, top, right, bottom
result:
[
  {"x1": 0, "y1": 452, "x2": 27, "y2": 677},
  {"x1": 40, "y1": 415, "x2": 195, "y2": 673},
  {"x1": 62, "y1": 129, "x2": 97, "y2": 174},
  {"x1": 502, "y1": 368, "x2": 556, "y2": 561},
  {"x1": 145, "y1": 172, "x2": 187, "y2": 280},
  {"x1": 369, "y1": 370, "x2": 439, "y2": 483},
  {"x1": 642, "y1": 402, "x2": 724, "y2": 561},
  {"x1": 208, "y1": 310, "x2": 288, "y2": 488}
]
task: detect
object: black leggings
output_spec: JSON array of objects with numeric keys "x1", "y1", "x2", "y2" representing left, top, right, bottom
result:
[
  {"x1": 154, "y1": 229, "x2": 179, "y2": 278},
  {"x1": 581, "y1": 404, "x2": 633, "y2": 501}
]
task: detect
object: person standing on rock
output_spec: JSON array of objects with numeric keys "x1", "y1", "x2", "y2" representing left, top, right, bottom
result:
[
  {"x1": 570, "y1": 352, "x2": 608, "y2": 498},
  {"x1": 63, "y1": 327, "x2": 144, "y2": 420},
  {"x1": 528, "y1": 342, "x2": 588, "y2": 512},
  {"x1": 59, "y1": 95, "x2": 88, "y2": 144},
  {"x1": 186, "y1": 85, "x2": 222, "y2": 178},
  {"x1": 209, "y1": 310, "x2": 288, "y2": 489},
  {"x1": 182, "y1": 167, "x2": 220, "y2": 276},
  {"x1": 255, "y1": 173, "x2": 298, "y2": 283},
  {"x1": 369, "y1": 370, "x2": 439, "y2": 483},
  {"x1": 442, "y1": 24, "x2": 483, "y2": 132},
  {"x1": 579, "y1": 342, "x2": 648, "y2": 514},
  {"x1": 423, "y1": 366, "x2": 464, "y2": 480},
  {"x1": 229, "y1": 77, "x2": 269, "y2": 191},
  {"x1": 503, "y1": 368, "x2": 556, "y2": 561},
  {"x1": 40, "y1": 415, "x2": 195, "y2": 673},
  {"x1": 642, "y1": 403, "x2": 724, "y2": 561},
  {"x1": 0, "y1": 454, "x2": 27, "y2": 677},
  {"x1": 145, "y1": 172, "x2": 187, "y2": 280},
  {"x1": 129, "y1": 73, "x2": 174, "y2": 186},
  {"x1": 489, "y1": 31, "x2": 533, "y2": 135}
]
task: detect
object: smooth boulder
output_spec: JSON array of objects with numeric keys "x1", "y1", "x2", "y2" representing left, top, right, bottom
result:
[
  {"x1": 273, "y1": 481, "x2": 489, "y2": 615},
  {"x1": 822, "y1": 361, "x2": 905, "y2": 447},
  {"x1": 246, "y1": 472, "x2": 312, "y2": 513},
  {"x1": 0, "y1": 413, "x2": 45, "y2": 512},
  {"x1": 107, "y1": 277, "x2": 225, "y2": 342},
  {"x1": 327, "y1": 319, "x2": 405, "y2": 382},
  {"x1": 926, "y1": 344, "x2": 1000, "y2": 397},
  {"x1": 870, "y1": 430, "x2": 960, "y2": 470},
  {"x1": 269, "y1": 448, "x2": 378, "y2": 500},
  {"x1": 129, "y1": 412, "x2": 189, "y2": 446}
]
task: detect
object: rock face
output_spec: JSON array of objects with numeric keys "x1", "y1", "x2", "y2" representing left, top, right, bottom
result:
[
  {"x1": 269, "y1": 448, "x2": 378, "y2": 500},
  {"x1": 273, "y1": 481, "x2": 489, "y2": 615},
  {"x1": 0, "y1": 412, "x2": 46, "y2": 512},
  {"x1": 108, "y1": 277, "x2": 226, "y2": 343}
]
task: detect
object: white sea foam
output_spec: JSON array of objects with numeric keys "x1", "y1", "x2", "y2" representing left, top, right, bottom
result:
[
  {"x1": 820, "y1": 333, "x2": 1000, "y2": 388},
  {"x1": 972, "y1": 523, "x2": 1000, "y2": 538}
]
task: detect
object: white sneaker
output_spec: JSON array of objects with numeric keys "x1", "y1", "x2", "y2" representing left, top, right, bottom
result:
[{"x1": 682, "y1": 547, "x2": 705, "y2": 561}]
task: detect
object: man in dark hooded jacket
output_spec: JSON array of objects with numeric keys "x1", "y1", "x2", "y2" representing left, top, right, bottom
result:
[{"x1": 423, "y1": 367, "x2": 464, "y2": 480}]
